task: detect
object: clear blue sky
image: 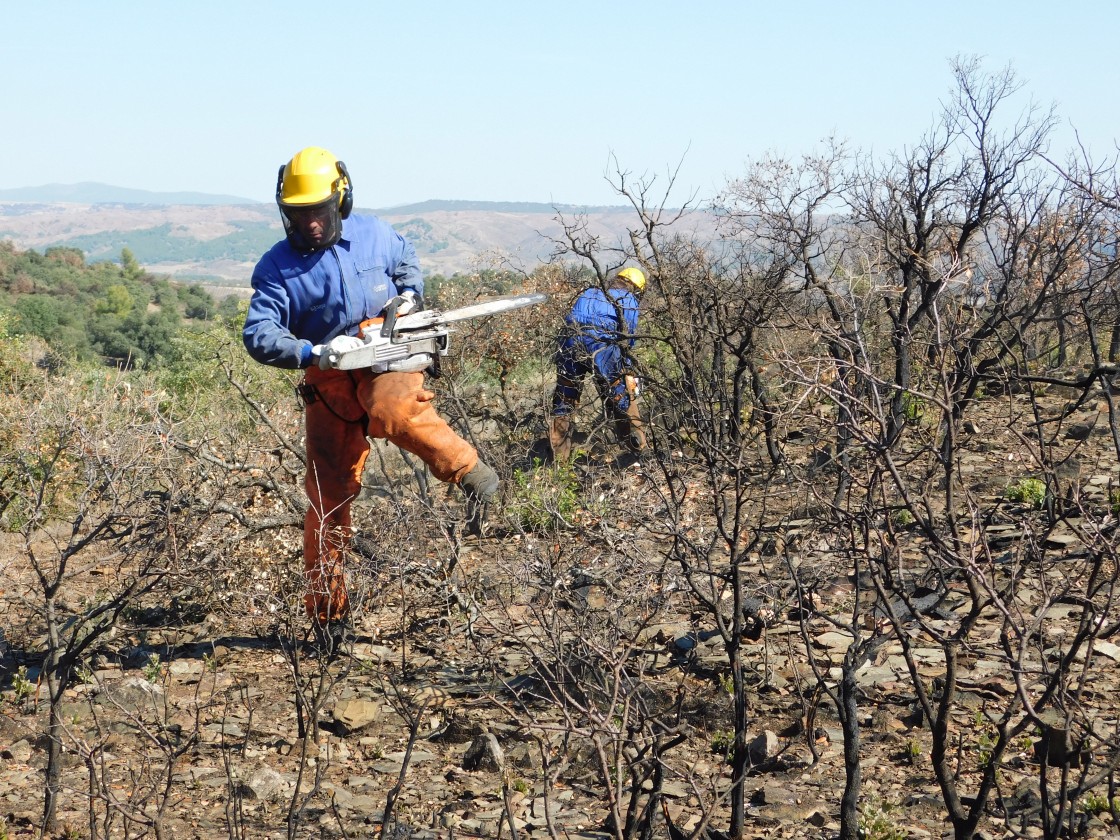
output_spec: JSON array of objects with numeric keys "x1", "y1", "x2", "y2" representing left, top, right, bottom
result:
[{"x1": 3, "y1": 1, "x2": 1117, "y2": 208}]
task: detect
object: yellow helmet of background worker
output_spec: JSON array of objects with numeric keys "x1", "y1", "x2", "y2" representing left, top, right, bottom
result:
[
  {"x1": 274, "y1": 146, "x2": 354, "y2": 251},
  {"x1": 617, "y1": 266, "x2": 647, "y2": 292}
]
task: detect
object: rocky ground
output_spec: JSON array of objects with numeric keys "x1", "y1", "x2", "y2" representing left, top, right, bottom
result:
[{"x1": 2, "y1": 386, "x2": 1120, "y2": 840}]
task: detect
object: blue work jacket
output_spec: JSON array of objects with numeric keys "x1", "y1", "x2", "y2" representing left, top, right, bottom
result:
[
  {"x1": 243, "y1": 213, "x2": 423, "y2": 368},
  {"x1": 559, "y1": 287, "x2": 640, "y2": 356}
]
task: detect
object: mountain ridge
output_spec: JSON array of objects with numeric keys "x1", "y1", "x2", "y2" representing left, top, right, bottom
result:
[
  {"x1": 0, "y1": 184, "x2": 632, "y2": 215},
  {"x1": 0, "y1": 186, "x2": 716, "y2": 288},
  {"x1": 0, "y1": 182, "x2": 260, "y2": 206}
]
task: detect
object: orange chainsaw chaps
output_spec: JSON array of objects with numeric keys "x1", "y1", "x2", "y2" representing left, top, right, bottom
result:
[
  {"x1": 300, "y1": 366, "x2": 478, "y2": 622},
  {"x1": 357, "y1": 370, "x2": 478, "y2": 481}
]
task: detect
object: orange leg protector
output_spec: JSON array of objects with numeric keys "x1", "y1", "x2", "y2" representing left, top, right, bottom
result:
[
  {"x1": 300, "y1": 368, "x2": 479, "y2": 622},
  {"x1": 302, "y1": 369, "x2": 371, "y2": 623},
  {"x1": 357, "y1": 370, "x2": 478, "y2": 482}
]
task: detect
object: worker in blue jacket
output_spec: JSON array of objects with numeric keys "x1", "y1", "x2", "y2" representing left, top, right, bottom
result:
[
  {"x1": 243, "y1": 146, "x2": 498, "y2": 638},
  {"x1": 549, "y1": 267, "x2": 647, "y2": 460}
]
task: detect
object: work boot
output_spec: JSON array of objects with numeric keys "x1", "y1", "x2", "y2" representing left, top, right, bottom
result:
[
  {"x1": 460, "y1": 460, "x2": 499, "y2": 537},
  {"x1": 625, "y1": 401, "x2": 646, "y2": 452},
  {"x1": 613, "y1": 405, "x2": 646, "y2": 454},
  {"x1": 549, "y1": 416, "x2": 573, "y2": 461},
  {"x1": 612, "y1": 419, "x2": 641, "y2": 453},
  {"x1": 460, "y1": 460, "x2": 499, "y2": 503}
]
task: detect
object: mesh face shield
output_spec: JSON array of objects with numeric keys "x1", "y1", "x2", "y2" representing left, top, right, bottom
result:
[{"x1": 280, "y1": 195, "x2": 343, "y2": 253}]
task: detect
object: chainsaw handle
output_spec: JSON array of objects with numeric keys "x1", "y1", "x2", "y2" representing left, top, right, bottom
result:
[{"x1": 380, "y1": 297, "x2": 401, "y2": 338}]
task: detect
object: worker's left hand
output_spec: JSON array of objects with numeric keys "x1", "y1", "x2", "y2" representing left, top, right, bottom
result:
[
  {"x1": 313, "y1": 335, "x2": 365, "y2": 369},
  {"x1": 330, "y1": 335, "x2": 365, "y2": 352},
  {"x1": 385, "y1": 289, "x2": 421, "y2": 317}
]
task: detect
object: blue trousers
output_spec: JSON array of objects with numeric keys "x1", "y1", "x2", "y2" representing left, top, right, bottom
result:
[{"x1": 552, "y1": 341, "x2": 630, "y2": 418}]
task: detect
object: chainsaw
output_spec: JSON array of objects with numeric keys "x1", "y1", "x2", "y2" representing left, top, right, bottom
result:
[{"x1": 321, "y1": 292, "x2": 549, "y2": 372}]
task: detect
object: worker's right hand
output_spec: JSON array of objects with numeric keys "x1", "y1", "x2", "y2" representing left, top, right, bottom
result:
[{"x1": 384, "y1": 289, "x2": 421, "y2": 317}]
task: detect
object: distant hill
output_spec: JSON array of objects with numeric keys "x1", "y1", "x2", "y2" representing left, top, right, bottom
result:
[
  {"x1": 380, "y1": 199, "x2": 632, "y2": 215},
  {"x1": 0, "y1": 182, "x2": 259, "y2": 206},
  {"x1": 0, "y1": 183, "x2": 631, "y2": 215},
  {"x1": 0, "y1": 186, "x2": 717, "y2": 292}
]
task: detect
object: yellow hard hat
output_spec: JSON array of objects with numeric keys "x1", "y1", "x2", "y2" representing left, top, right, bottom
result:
[
  {"x1": 275, "y1": 147, "x2": 354, "y2": 251},
  {"x1": 276, "y1": 146, "x2": 353, "y2": 216},
  {"x1": 617, "y1": 266, "x2": 647, "y2": 292}
]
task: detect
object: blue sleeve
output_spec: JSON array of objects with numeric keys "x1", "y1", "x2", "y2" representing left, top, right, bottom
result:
[
  {"x1": 391, "y1": 228, "x2": 424, "y2": 299},
  {"x1": 625, "y1": 294, "x2": 639, "y2": 347},
  {"x1": 380, "y1": 221, "x2": 423, "y2": 300},
  {"x1": 243, "y1": 253, "x2": 315, "y2": 369}
]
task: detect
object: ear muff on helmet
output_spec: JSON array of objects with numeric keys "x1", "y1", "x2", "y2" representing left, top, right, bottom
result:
[
  {"x1": 336, "y1": 160, "x2": 353, "y2": 220},
  {"x1": 274, "y1": 164, "x2": 287, "y2": 207}
]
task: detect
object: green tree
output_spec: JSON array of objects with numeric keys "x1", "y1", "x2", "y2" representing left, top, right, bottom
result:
[
  {"x1": 217, "y1": 295, "x2": 243, "y2": 322},
  {"x1": 178, "y1": 284, "x2": 216, "y2": 320},
  {"x1": 13, "y1": 296, "x2": 62, "y2": 337},
  {"x1": 134, "y1": 309, "x2": 183, "y2": 364},
  {"x1": 96, "y1": 284, "x2": 134, "y2": 318},
  {"x1": 120, "y1": 247, "x2": 143, "y2": 280}
]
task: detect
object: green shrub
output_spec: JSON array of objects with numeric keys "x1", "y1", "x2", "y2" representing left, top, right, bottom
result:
[
  {"x1": 718, "y1": 672, "x2": 734, "y2": 695},
  {"x1": 859, "y1": 799, "x2": 907, "y2": 840},
  {"x1": 891, "y1": 508, "x2": 915, "y2": 527},
  {"x1": 903, "y1": 738, "x2": 922, "y2": 764},
  {"x1": 710, "y1": 729, "x2": 734, "y2": 762},
  {"x1": 900, "y1": 391, "x2": 925, "y2": 422},
  {"x1": 1004, "y1": 477, "x2": 1046, "y2": 507},
  {"x1": 11, "y1": 666, "x2": 35, "y2": 703},
  {"x1": 1081, "y1": 791, "x2": 1119, "y2": 816},
  {"x1": 0, "y1": 313, "x2": 52, "y2": 397},
  {"x1": 506, "y1": 459, "x2": 580, "y2": 531},
  {"x1": 143, "y1": 653, "x2": 162, "y2": 683}
]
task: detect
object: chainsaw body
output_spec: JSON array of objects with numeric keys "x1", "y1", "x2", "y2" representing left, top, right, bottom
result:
[{"x1": 323, "y1": 292, "x2": 548, "y2": 372}]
